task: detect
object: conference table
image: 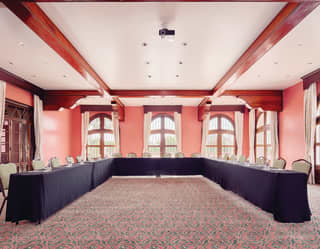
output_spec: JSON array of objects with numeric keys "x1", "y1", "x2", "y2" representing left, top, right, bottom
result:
[{"x1": 5, "y1": 158, "x2": 311, "y2": 224}]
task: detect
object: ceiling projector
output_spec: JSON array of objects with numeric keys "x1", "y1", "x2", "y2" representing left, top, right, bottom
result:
[{"x1": 159, "y1": 28, "x2": 175, "y2": 40}]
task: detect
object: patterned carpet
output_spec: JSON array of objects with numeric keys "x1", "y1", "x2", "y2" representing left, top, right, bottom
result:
[{"x1": 1, "y1": 177, "x2": 320, "y2": 249}]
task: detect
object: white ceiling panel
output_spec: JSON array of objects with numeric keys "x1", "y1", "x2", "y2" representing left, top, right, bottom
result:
[
  {"x1": 229, "y1": 5, "x2": 320, "y2": 90},
  {"x1": 0, "y1": 8, "x2": 94, "y2": 90},
  {"x1": 120, "y1": 97, "x2": 203, "y2": 106},
  {"x1": 39, "y1": 2, "x2": 285, "y2": 90}
]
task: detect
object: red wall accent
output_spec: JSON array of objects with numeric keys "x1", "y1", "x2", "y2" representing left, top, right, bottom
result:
[
  {"x1": 279, "y1": 81, "x2": 305, "y2": 168},
  {"x1": 6, "y1": 82, "x2": 33, "y2": 106},
  {"x1": 70, "y1": 106, "x2": 82, "y2": 159},
  {"x1": 243, "y1": 108, "x2": 250, "y2": 158},
  {"x1": 43, "y1": 109, "x2": 73, "y2": 165}
]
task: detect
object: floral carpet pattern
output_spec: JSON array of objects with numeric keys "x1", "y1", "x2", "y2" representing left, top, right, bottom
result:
[{"x1": 1, "y1": 177, "x2": 320, "y2": 249}]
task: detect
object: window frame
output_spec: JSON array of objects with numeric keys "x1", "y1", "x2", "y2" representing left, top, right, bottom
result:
[
  {"x1": 149, "y1": 114, "x2": 177, "y2": 154},
  {"x1": 206, "y1": 114, "x2": 236, "y2": 158},
  {"x1": 87, "y1": 113, "x2": 115, "y2": 159},
  {"x1": 255, "y1": 112, "x2": 272, "y2": 161}
]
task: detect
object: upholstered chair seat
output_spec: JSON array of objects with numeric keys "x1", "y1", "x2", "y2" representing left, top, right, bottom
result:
[
  {"x1": 223, "y1": 154, "x2": 229, "y2": 160},
  {"x1": 50, "y1": 157, "x2": 61, "y2": 168},
  {"x1": 175, "y1": 152, "x2": 184, "y2": 158},
  {"x1": 291, "y1": 159, "x2": 312, "y2": 175},
  {"x1": 238, "y1": 155, "x2": 247, "y2": 163},
  {"x1": 191, "y1": 153, "x2": 201, "y2": 158},
  {"x1": 272, "y1": 158, "x2": 286, "y2": 169},
  {"x1": 161, "y1": 152, "x2": 172, "y2": 158},
  {"x1": 76, "y1": 156, "x2": 83, "y2": 163},
  {"x1": 66, "y1": 156, "x2": 75, "y2": 164},
  {"x1": 127, "y1": 153, "x2": 137, "y2": 158},
  {"x1": 112, "y1": 153, "x2": 122, "y2": 158},
  {"x1": 256, "y1": 156, "x2": 266, "y2": 165},
  {"x1": 32, "y1": 160, "x2": 46, "y2": 170},
  {"x1": 229, "y1": 155, "x2": 237, "y2": 161},
  {"x1": 142, "y1": 152, "x2": 152, "y2": 158}
]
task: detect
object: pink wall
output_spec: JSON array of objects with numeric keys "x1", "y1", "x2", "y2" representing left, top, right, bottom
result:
[
  {"x1": 42, "y1": 109, "x2": 74, "y2": 165},
  {"x1": 6, "y1": 83, "x2": 33, "y2": 106},
  {"x1": 243, "y1": 108, "x2": 250, "y2": 158},
  {"x1": 70, "y1": 106, "x2": 82, "y2": 159},
  {"x1": 279, "y1": 81, "x2": 305, "y2": 168}
]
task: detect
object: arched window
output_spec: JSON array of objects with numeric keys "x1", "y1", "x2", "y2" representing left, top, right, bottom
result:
[
  {"x1": 315, "y1": 102, "x2": 320, "y2": 180},
  {"x1": 206, "y1": 115, "x2": 236, "y2": 158},
  {"x1": 149, "y1": 114, "x2": 177, "y2": 155},
  {"x1": 87, "y1": 113, "x2": 115, "y2": 159},
  {"x1": 255, "y1": 112, "x2": 271, "y2": 161}
]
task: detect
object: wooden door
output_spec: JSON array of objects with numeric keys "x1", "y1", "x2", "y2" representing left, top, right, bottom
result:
[{"x1": 0, "y1": 119, "x2": 9, "y2": 163}]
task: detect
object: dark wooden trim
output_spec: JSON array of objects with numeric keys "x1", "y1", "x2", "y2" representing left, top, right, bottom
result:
[
  {"x1": 210, "y1": 105, "x2": 245, "y2": 113},
  {"x1": 17, "y1": 0, "x2": 320, "y2": 3},
  {"x1": 223, "y1": 90, "x2": 283, "y2": 111},
  {"x1": 110, "y1": 90, "x2": 213, "y2": 98},
  {"x1": 198, "y1": 97, "x2": 211, "y2": 121},
  {"x1": 80, "y1": 105, "x2": 113, "y2": 113},
  {"x1": 212, "y1": 2, "x2": 320, "y2": 97},
  {"x1": 0, "y1": 67, "x2": 44, "y2": 97},
  {"x1": 144, "y1": 105, "x2": 182, "y2": 113},
  {"x1": 302, "y1": 68, "x2": 320, "y2": 90},
  {"x1": 111, "y1": 97, "x2": 125, "y2": 121},
  {"x1": 2, "y1": 1, "x2": 111, "y2": 94}
]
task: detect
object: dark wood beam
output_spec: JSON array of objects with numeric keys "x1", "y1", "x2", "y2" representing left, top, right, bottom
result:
[
  {"x1": 143, "y1": 105, "x2": 182, "y2": 113},
  {"x1": 111, "y1": 97, "x2": 125, "y2": 121},
  {"x1": 80, "y1": 105, "x2": 113, "y2": 113},
  {"x1": 302, "y1": 68, "x2": 320, "y2": 89},
  {"x1": 0, "y1": 67, "x2": 44, "y2": 97},
  {"x1": 198, "y1": 97, "x2": 211, "y2": 121},
  {"x1": 210, "y1": 105, "x2": 245, "y2": 113},
  {"x1": 2, "y1": 1, "x2": 111, "y2": 95},
  {"x1": 110, "y1": 90, "x2": 213, "y2": 98},
  {"x1": 43, "y1": 90, "x2": 100, "y2": 110},
  {"x1": 16, "y1": 1, "x2": 320, "y2": 3},
  {"x1": 223, "y1": 90, "x2": 282, "y2": 111},
  {"x1": 212, "y1": 2, "x2": 320, "y2": 97}
]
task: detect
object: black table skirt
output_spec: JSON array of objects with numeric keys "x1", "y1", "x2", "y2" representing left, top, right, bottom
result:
[{"x1": 6, "y1": 158, "x2": 311, "y2": 223}]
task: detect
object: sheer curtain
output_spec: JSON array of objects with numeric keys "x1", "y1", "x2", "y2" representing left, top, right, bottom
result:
[
  {"x1": 235, "y1": 111, "x2": 244, "y2": 158},
  {"x1": 249, "y1": 109, "x2": 256, "y2": 163},
  {"x1": 81, "y1": 111, "x2": 89, "y2": 160},
  {"x1": 34, "y1": 95, "x2": 43, "y2": 160},
  {"x1": 270, "y1": 111, "x2": 279, "y2": 164},
  {"x1": 304, "y1": 83, "x2": 317, "y2": 184},
  {"x1": 174, "y1": 112, "x2": 182, "y2": 152},
  {"x1": 112, "y1": 112, "x2": 120, "y2": 153},
  {"x1": 0, "y1": 81, "x2": 6, "y2": 150},
  {"x1": 143, "y1": 112, "x2": 152, "y2": 153},
  {"x1": 201, "y1": 115, "x2": 210, "y2": 156}
]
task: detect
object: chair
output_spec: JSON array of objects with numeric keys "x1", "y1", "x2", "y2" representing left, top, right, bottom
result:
[
  {"x1": 161, "y1": 152, "x2": 171, "y2": 158},
  {"x1": 271, "y1": 158, "x2": 286, "y2": 169},
  {"x1": 112, "y1": 152, "x2": 122, "y2": 158},
  {"x1": 50, "y1": 157, "x2": 61, "y2": 168},
  {"x1": 238, "y1": 155, "x2": 247, "y2": 163},
  {"x1": 76, "y1": 156, "x2": 83, "y2": 163},
  {"x1": 291, "y1": 159, "x2": 312, "y2": 176},
  {"x1": 256, "y1": 156, "x2": 266, "y2": 165},
  {"x1": 0, "y1": 163, "x2": 17, "y2": 215},
  {"x1": 127, "y1": 153, "x2": 137, "y2": 158},
  {"x1": 191, "y1": 153, "x2": 201, "y2": 158},
  {"x1": 229, "y1": 155, "x2": 237, "y2": 161},
  {"x1": 142, "y1": 152, "x2": 152, "y2": 158},
  {"x1": 175, "y1": 152, "x2": 184, "y2": 158},
  {"x1": 66, "y1": 156, "x2": 74, "y2": 164},
  {"x1": 223, "y1": 154, "x2": 229, "y2": 160},
  {"x1": 32, "y1": 160, "x2": 46, "y2": 170}
]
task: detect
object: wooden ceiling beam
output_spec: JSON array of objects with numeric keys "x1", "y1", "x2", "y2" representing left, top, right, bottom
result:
[
  {"x1": 212, "y1": 2, "x2": 320, "y2": 97},
  {"x1": 110, "y1": 90, "x2": 213, "y2": 98},
  {"x1": 111, "y1": 97, "x2": 125, "y2": 121},
  {"x1": 302, "y1": 68, "x2": 320, "y2": 89},
  {"x1": 15, "y1": 1, "x2": 320, "y2": 3},
  {"x1": 2, "y1": 0, "x2": 111, "y2": 95},
  {"x1": 223, "y1": 90, "x2": 282, "y2": 111},
  {"x1": 198, "y1": 97, "x2": 211, "y2": 121}
]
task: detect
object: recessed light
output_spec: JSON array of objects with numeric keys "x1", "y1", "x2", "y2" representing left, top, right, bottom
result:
[
  {"x1": 63, "y1": 74, "x2": 67, "y2": 78},
  {"x1": 9, "y1": 62, "x2": 13, "y2": 65},
  {"x1": 142, "y1": 42, "x2": 148, "y2": 47},
  {"x1": 31, "y1": 75, "x2": 36, "y2": 78},
  {"x1": 146, "y1": 61, "x2": 150, "y2": 65},
  {"x1": 182, "y1": 42, "x2": 187, "y2": 46},
  {"x1": 307, "y1": 62, "x2": 313, "y2": 65},
  {"x1": 176, "y1": 75, "x2": 179, "y2": 78},
  {"x1": 179, "y1": 61, "x2": 183, "y2": 65},
  {"x1": 257, "y1": 74, "x2": 261, "y2": 78},
  {"x1": 148, "y1": 75, "x2": 152, "y2": 78},
  {"x1": 274, "y1": 62, "x2": 278, "y2": 65},
  {"x1": 18, "y1": 42, "x2": 24, "y2": 47},
  {"x1": 298, "y1": 43, "x2": 303, "y2": 47}
]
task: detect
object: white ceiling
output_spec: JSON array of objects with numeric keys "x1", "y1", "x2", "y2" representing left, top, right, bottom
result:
[
  {"x1": 39, "y1": 2, "x2": 284, "y2": 90},
  {"x1": 211, "y1": 96, "x2": 246, "y2": 105},
  {"x1": 0, "y1": 8, "x2": 95, "y2": 90},
  {"x1": 121, "y1": 97, "x2": 203, "y2": 106},
  {"x1": 229, "y1": 5, "x2": 320, "y2": 90}
]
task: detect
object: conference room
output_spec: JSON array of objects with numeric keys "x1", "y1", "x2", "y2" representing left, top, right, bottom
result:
[{"x1": 0, "y1": 0, "x2": 320, "y2": 248}]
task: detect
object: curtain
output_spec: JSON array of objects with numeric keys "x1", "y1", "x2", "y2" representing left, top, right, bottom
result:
[
  {"x1": 81, "y1": 111, "x2": 89, "y2": 160},
  {"x1": 143, "y1": 112, "x2": 152, "y2": 153},
  {"x1": 201, "y1": 115, "x2": 210, "y2": 156},
  {"x1": 33, "y1": 95, "x2": 43, "y2": 160},
  {"x1": 0, "y1": 81, "x2": 6, "y2": 152},
  {"x1": 249, "y1": 109, "x2": 256, "y2": 163},
  {"x1": 270, "y1": 111, "x2": 279, "y2": 164},
  {"x1": 235, "y1": 111, "x2": 244, "y2": 158},
  {"x1": 174, "y1": 112, "x2": 182, "y2": 152},
  {"x1": 112, "y1": 112, "x2": 120, "y2": 153},
  {"x1": 304, "y1": 83, "x2": 317, "y2": 184}
]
